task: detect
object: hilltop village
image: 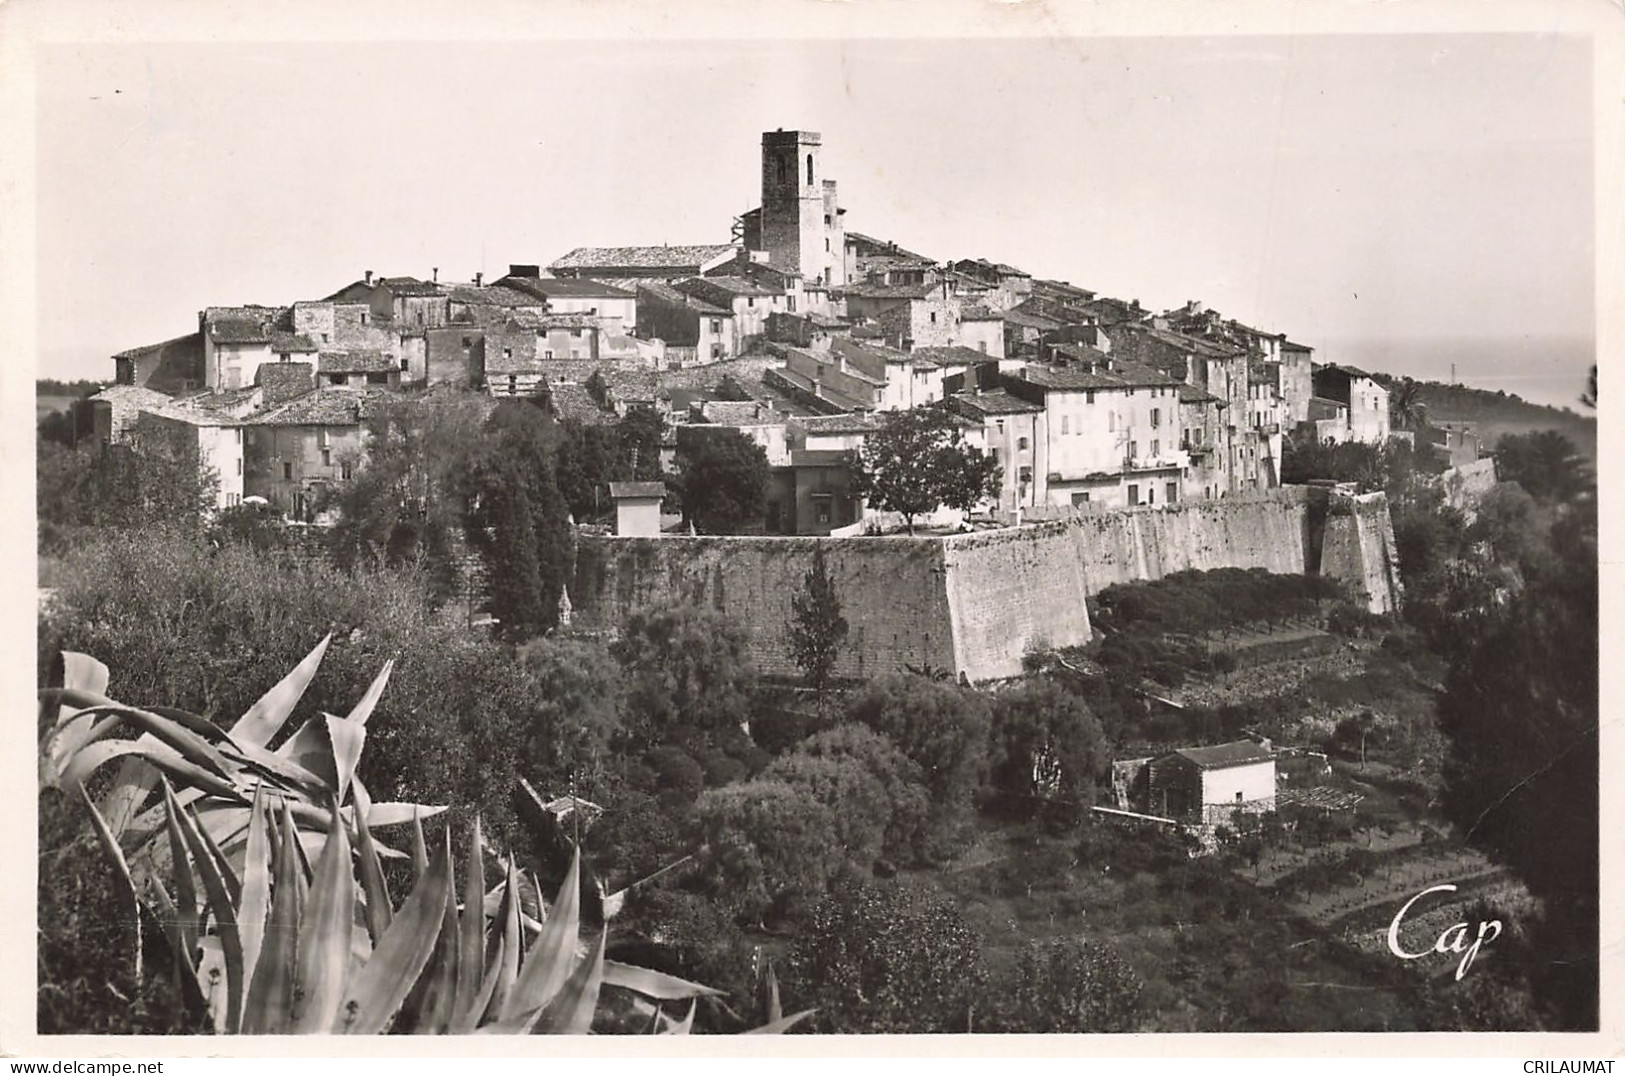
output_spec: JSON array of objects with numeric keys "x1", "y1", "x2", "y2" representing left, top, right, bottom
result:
[
  {"x1": 40, "y1": 128, "x2": 1595, "y2": 1037},
  {"x1": 94, "y1": 129, "x2": 1401, "y2": 531}
]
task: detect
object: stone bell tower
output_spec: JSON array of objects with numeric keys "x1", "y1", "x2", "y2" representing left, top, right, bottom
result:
[{"x1": 760, "y1": 129, "x2": 842, "y2": 286}]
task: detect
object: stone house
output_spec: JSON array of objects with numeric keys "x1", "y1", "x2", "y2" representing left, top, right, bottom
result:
[
  {"x1": 134, "y1": 406, "x2": 247, "y2": 510},
  {"x1": 955, "y1": 304, "x2": 1007, "y2": 358},
  {"x1": 1311, "y1": 364, "x2": 1391, "y2": 445},
  {"x1": 673, "y1": 276, "x2": 788, "y2": 354},
  {"x1": 840, "y1": 279, "x2": 961, "y2": 350},
  {"x1": 201, "y1": 306, "x2": 280, "y2": 390},
  {"x1": 945, "y1": 389, "x2": 1044, "y2": 514},
  {"x1": 243, "y1": 387, "x2": 379, "y2": 520},
  {"x1": 494, "y1": 269, "x2": 638, "y2": 326},
  {"x1": 1143, "y1": 742, "x2": 1277, "y2": 825},
  {"x1": 1001, "y1": 357, "x2": 1190, "y2": 509},
  {"x1": 113, "y1": 333, "x2": 206, "y2": 394},
  {"x1": 769, "y1": 347, "x2": 887, "y2": 412},
  {"x1": 948, "y1": 258, "x2": 1034, "y2": 312},
  {"x1": 1177, "y1": 383, "x2": 1228, "y2": 500},
  {"x1": 318, "y1": 350, "x2": 400, "y2": 389},
  {"x1": 636, "y1": 282, "x2": 737, "y2": 365},
  {"x1": 88, "y1": 384, "x2": 177, "y2": 447}
]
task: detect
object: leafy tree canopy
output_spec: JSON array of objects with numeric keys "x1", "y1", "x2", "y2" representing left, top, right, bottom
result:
[
  {"x1": 673, "y1": 426, "x2": 770, "y2": 534},
  {"x1": 850, "y1": 405, "x2": 999, "y2": 533}
]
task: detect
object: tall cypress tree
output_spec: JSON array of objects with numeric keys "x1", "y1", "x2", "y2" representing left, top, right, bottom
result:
[{"x1": 789, "y1": 545, "x2": 849, "y2": 694}]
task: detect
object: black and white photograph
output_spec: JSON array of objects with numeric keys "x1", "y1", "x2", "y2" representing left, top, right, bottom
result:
[{"x1": 7, "y1": 0, "x2": 1615, "y2": 1054}]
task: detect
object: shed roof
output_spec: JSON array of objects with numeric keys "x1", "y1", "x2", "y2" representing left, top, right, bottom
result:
[
  {"x1": 947, "y1": 390, "x2": 1045, "y2": 417},
  {"x1": 608, "y1": 481, "x2": 666, "y2": 499},
  {"x1": 550, "y1": 244, "x2": 738, "y2": 271},
  {"x1": 1171, "y1": 741, "x2": 1275, "y2": 769}
]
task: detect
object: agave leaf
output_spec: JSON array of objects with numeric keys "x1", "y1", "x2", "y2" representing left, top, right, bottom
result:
[
  {"x1": 533, "y1": 929, "x2": 605, "y2": 1035},
  {"x1": 449, "y1": 816, "x2": 487, "y2": 1029},
  {"x1": 78, "y1": 786, "x2": 143, "y2": 981},
  {"x1": 231, "y1": 633, "x2": 332, "y2": 748},
  {"x1": 56, "y1": 703, "x2": 237, "y2": 781},
  {"x1": 458, "y1": 936, "x2": 505, "y2": 1033},
  {"x1": 485, "y1": 858, "x2": 523, "y2": 1023},
  {"x1": 346, "y1": 802, "x2": 452, "y2": 829},
  {"x1": 324, "y1": 713, "x2": 366, "y2": 804},
  {"x1": 161, "y1": 793, "x2": 201, "y2": 961},
  {"x1": 146, "y1": 876, "x2": 209, "y2": 1019},
  {"x1": 67, "y1": 738, "x2": 248, "y2": 806},
  {"x1": 166, "y1": 782, "x2": 246, "y2": 1034},
  {"x1": 500, "y1": 847, "x2": 581, "y2": 1027},
  {"x1": 743, "y1": 1009, "x2": 817, "y2": 1034},
  {"x1": 189, "y1": 799, "x2": 245, "y2": 908},
  {"x1": 409, "y1": 811, "x2": 429, "y2": 879},
  {"x1": 659, "y1": 1000, "x2": 697, "y2": 1035},
  {"x1": 275, "y1": 719, "x2": 339, "y2": 790},
  {"x1": 765, "y1": 963, "x2": 782, "y2": 1023},
  {"x1": 289, "y1": 799, "x2": 355, "y2": 1034},
  {"x1": 243, "y1": 802, "x2": 303, "y2": 1033},
  {"x1": 404, "y1": 832, "x2": 462, "y2": 1034},
  {"x1": 345, "y1": 659, "x2": 394, "y2": 726},
  {"x1": 336, "y1": 833, "x2": 453, "y2": 1034},
  {"x1": 237, "y1": 784, "x2": 274, "y2": 990},
  {"x1": 349, "y1": 777, "x2": 393, "y2": 946},
  {"x1": 601, "y1": 961, "x2": 725, "y2": 1001}
]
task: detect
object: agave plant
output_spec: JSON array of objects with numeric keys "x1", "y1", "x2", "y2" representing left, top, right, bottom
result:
[{"x1": 41, "y1": 636, "x2": 813, "y2": 1034}]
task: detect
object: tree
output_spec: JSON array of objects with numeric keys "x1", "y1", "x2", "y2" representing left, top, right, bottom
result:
[
  {"x1": 843, "y1": 673, "x2": 991, "y2": 855},
  {"x1": 37, "y1": 396, "x2": 98, "y2": 448},
  {"x1": 326, "y1": 390, "x2": 493, "y2": 599},
  {"x1": 1493, "y1": 430, "x2": 1589, "y2": 504},
  {"x1": 611, "y1": 603, "x2": 755, "y2": 745},
  {"x1": 693, "y1": 779, "x2": 840, "y2": 926},
  {"x1": 762, "y1": 751, "x2": 892, "y2": 871},
  {"x1": 617, "y1": 405, "x2": 666, "y2": 481},
  {"x1": 37, "y1": 434, "x2": 218, "y2": 545},
  {"x1": 987, "y1": 937, "x2": 1145, "y2": 1033},
  {"x1": 1387, "y1": 378, "x2": 1426, "y2": 432},
  {"x1": 1466, "y1": 482, "x2": 1547, "y2": 573},
  {"x1": 796, "y1": 723, "x2": 932, "y2": 863},
  {"x1": 1437, "y1": 504, "x2": 1597, "y2": 1029},
  {"x1": 673, "y1": 426, "x2": 770, "y2": 534},
  {"x1": 514, "y1": 635, "x2": 626, "y2": 787},
  {"x1": 464, "y1": 400, "x2": 574, "y2": 641},
  {"x1": 786, "y1": 880, "x2": 987, "y2": 1033},
  {"x1": 788, "y1": 545, "x2": 849, "y2": 693},
  {"x1": 988, "y1": 677, "x2": 1109, "y2": 811},
  {"x1": 850, "y1": 405, "x2": 999, "y2": 533}
]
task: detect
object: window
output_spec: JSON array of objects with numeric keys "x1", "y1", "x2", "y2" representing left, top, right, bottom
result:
[
  {"x1": 1018, "y1": 436, "x2": 1029, "y2": 450},
  {"x1": 1129, "y1": 441, "x2": 1138, "y2": 459},
  {"x1": 1128, "y1": 484, "x2": 1140, "y2": 506},
  {"x1": 1086, "y1": 390, "x2": 1095, "y2": 404},
  {"x1": 360, "y1": 313, "x2": 368, "y2": 325},
  {"x1": 321, "y1": 333, "x2": 330, "y2": 343},
  {"x1": 1061, "y1": 415, "x2": 1069, "y2": 435},
  {"x1": 235, "y1": 458, "x2": 242, "y2": 476},
  {"x1": 806, "y1": 153, "x2": 814, "y2": 185},
  {"x1": 321, "y1": 448, "x2": 331, "y2": 467},
  {"x1": 978, "y1": 340, "x2": 987, "y2": 353},
  {"x1": 341, "y1": 461, "x2": 353, "y2": 480},
  {"x1": 1151, "y1": 408, "x2": 1161, "y2": 428},
  {"x1": 824, "y1": 238, "x2": 830, "y2": 253},
  {"x1": 710, "y1": 318, "x2": 723, "y2": 334},
  {"x1": 504, "y1": 348, "x2": 513, "y2": 360},
  {"x1": 747, "y1": 297, "x2": 755, "y2": 308},
  {"x1": 282, "y1": 461, "x2": 293, "y2": 481},
  {"x1": 1147, "y1": 486, "x2": 1156, "y2": 504},
  {"x1": 929, "y1": 311, "x2": 937, "y2": 325},
  {"x1": 1166, "y1": 481, "x2": 1179, "y2": 503},
  {"x1": 508, "y1": 375, "x2": 518, "y2": 392},
  {"x1": 544, "y1": 349, "x2": 554, "y2": 359},
  {"x1": 1151, "y1": 439, "x2": 1160, "y2": 457},
  {"x1": 776, "y1": 155, "x2": 788, "y2": 184},
  {"x1": 1072, "y1": 492, "x2": 1090, "y2": 506},
  {"x1": 235, "y1": 428, "x2": 243, "y2": 444},
  {"x1": 787, "y1": 295, "x2": 796, "y2": 313},
  {"x1": 1108, "y1": 412, "x2": 1116, "y2": 432},
  {"x1": 996, "y1": 420, "x2": 1005, "y2": 433}
]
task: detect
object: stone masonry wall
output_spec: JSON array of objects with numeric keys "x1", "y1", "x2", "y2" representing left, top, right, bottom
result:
[
  {"x1": 941, "y1": 523, "x2": 1094, "y2": 678},
  {"x1": 1318, "y1": 491, "x2": 1403, "y2": 615},
  {"x1": 570, "y1": 536, "x2": 961, "y2": 681}
]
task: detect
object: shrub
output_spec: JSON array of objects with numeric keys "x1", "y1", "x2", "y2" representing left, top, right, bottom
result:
[{"x1": 987, "y1": 937, "x2": 1145, "y2": 1032}]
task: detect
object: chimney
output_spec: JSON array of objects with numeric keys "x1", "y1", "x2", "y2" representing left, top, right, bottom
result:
[
  {"x1": 474, "y1": 271, "x2": 483, "y2": 287},
  {"x1": 432, "y1": 267, "x2": 439, "y2": 282},
  {"x1": 365, "y1": 270, "x2": 373, "y2": 285}
]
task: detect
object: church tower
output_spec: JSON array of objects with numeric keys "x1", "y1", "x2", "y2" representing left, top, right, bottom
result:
[{"x1": 760, "y1": 130, "x2": 843, "y2": 286}]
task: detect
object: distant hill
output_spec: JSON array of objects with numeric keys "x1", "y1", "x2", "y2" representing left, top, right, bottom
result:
[{"x1": 1373, "y1": 373, "x2": 1598, "y2": 460}]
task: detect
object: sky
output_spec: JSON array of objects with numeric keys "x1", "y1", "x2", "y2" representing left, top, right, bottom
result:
[{"x1": 34, "y1": 33, "x2": 1594, "y2": 394}]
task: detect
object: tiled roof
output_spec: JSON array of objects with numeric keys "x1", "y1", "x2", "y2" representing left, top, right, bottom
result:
[
  {"x1": 910, "y1": 345, "x2": 996, "y2": 367},
  {"x1": 609, "y1": 481, "x2": 667, "y2": 499},
  {"x1": 248, "y1": 387, "x2": 386, "y2": 426},
  {"x1": 843, "y1": 232, "x2": 931, "y2": 261},
  {"x1": 841, "y1": 281, "x2": 940, "y2": 300},
  {"x1": 502, "y1": 276, "x2": 636, "y2": 300},
  {"x1": 89, "y1": 384, "x2": 172, "y2": 407},
  {"x1": 959, "y1": 304, "x2": 1001, "y2": 321},
  {"x1": 697, "y1": 400, "x2": 776, "y2": 426},
  {"x1": 269, "y1": 332, "x2": 318, "y2": 353},
  {"x1": 1318, "y1": 362, "x2": 1375, "y2": 379},
  {"x1": 1177, "y1": 383, "x2": 1224, "y2": 405},
  {"x1": 638, "y1": 281, "x2": 731, "y2": 317},
  {"x1": 380, "y1": 276, "x2": 448, "y2": 297},
  {"x1": 792, "y1": 412, "x2": 887, "y2": 435},
  {"x1": 1002, "y1": 305, "x2": 1062, "y2": 331},
  {"x1": 1019, "y1": 359, "x2": 1177, "y2": 392},
  {"x1": 549, "y1": 244, "x2": 738, "y2": 271},
  {"x1": 318, "y1": 350, "x2": 396, "y2": 374},
  {"x1": 447, "y1": 285, "x2": 546, "y2": 308},
  {"x1": 1171, "y1": 741, "x2": 1275, "y2": 769},
  {"x1": 204, "y1": 308, "x2": 275, "y2": 344},
  {"x1": 112, "y1": 333, "x2": 200, "y2": 361},
  {"x1": 1129, "y1": 325, "x2": 1248, "y2": 361},
  {"x1": 182, "y1": 385, "x2": 264, "y2": 413},
  {"x1": 678, "y1": 275, "x2": 777, "y2": 298},
  {"x1": 1282, "y1": 339, "x2": 1314, "y2": 353},
  {"x1": 947, "y1": 390, "x2": 1044, "y2": 417},
  {"x1": 545, "y1": 382, "x2": 616, "y2": 426}
]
